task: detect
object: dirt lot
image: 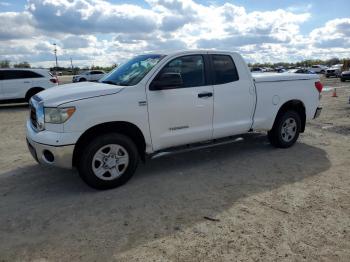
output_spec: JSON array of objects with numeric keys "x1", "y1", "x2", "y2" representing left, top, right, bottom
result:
[{"x1": 0, "y1": 76, "x2": 349, "y2": 261}]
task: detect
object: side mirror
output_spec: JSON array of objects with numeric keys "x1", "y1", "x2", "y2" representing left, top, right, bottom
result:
[{"x1": 150, "y1": 72, "x2": 183, "y2": 90}]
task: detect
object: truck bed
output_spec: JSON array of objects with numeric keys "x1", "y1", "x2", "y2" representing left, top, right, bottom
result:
[{"x1": 251, "y1": 73, "x2": 320, "y2": 131}]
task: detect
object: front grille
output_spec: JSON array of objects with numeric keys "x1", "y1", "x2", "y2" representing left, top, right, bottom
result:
[
  {"x1": 30, "y1": 104, "x2": 37, "y2": 128},
  {"x1": 29, "y1": 95, "x2": 42, "y2": 130}
]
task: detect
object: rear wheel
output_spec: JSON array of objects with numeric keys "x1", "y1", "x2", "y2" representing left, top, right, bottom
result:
[
  {"x1": 79, "y1": 78, "x2": 86, "y2": 82},
  {"x1": 268, "y1": 111, "x2": 301, "y2": 148},
  {"x1": 77, "y1": 133, "x2": 139, "y2": 189},
  {"x1": 341, "y1": 78, "x2": 345, "y2": 82}
]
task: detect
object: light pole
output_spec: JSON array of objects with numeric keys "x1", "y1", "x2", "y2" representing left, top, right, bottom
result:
[
  {"x1": 70, "y1": 57, "x2": 73, "y2": 72},
  {"x1": 53, "y1": 43, "x2": 58, "y2": 73}
]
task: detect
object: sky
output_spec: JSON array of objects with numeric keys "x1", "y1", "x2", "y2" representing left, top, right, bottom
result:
[{"x1": 0, "y1": 0, "x2": 349, "y2": 68}]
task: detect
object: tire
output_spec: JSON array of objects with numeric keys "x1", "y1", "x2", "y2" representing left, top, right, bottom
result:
[
  {"x1": 268, "y1": 111, "x2": 301, "y2": 148},
  {"x1": 341, "y1": 78, "x2": 345, "y2": 82},
  {"x1": 25, "y1": 88, "x2": 43, "y2": 102},
  {"x1": 320, "y1": 70, "x2": 325, "y2": 74},
  {"x1": 79, "y1": 78, "x2": 86, "y2": 82},
  {"x1": 77, "y1": 133, "x2": 139, "y2": 189},
  {"x1": 326, "y1": 75, "x2": 330, "y2": 78}
]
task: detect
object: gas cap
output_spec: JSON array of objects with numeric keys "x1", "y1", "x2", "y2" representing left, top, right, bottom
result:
[{"x1": 272, "y1": 95, "x2": 280, "y2": 105}]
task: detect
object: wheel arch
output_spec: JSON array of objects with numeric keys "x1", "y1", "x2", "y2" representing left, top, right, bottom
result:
[
  {"x1": 72, "y1": 121, "x2": 147, "y2": 166},
  {"x1": 273, "y1": 100, "x2": 306, "y2": 132},
  {"x1": 25, "y1": 87, "x2": 44, "y2": 101}
]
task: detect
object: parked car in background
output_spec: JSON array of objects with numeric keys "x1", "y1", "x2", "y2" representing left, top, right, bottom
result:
[
  {"x1": 0, "y1": 68, "x2": 58, "y2": 103},
  {"x1": 340, "y1": 70, "x2": 350, "y2": 82},
  {"x1": 72, "y1": 70, "x2": 106, "y2": 82},
  {"x1": 26, "y1": 50, "x2": 323, "y2": 189},
  {"x1": 287, "y1": 68, "x2": 316, "y2": 74},
  {"x1": 276, "y1": 68, "x2": 287, "y2": 73},
  {"x1": 250, "y1": 67, "x2": 264, "y2": 73},
  {"x1": 325, "y1": 64, "x2": 343, "y2": 78},
  {"x1": 308, "y1": 65, "x2": 328, "y2": 74}
]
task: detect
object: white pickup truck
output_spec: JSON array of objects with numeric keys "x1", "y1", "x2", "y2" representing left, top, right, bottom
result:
[{"x1": 26, "y1": 51, "x2": 323, "y2": 189}]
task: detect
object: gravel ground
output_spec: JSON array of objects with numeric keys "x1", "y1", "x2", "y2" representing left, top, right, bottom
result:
[{"x1": 0, "y1": 76, "x2": 349, "y2": 261}]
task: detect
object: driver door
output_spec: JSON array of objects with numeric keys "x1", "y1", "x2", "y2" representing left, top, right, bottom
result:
[{"x1": 146, "y1": 54, "x2": 214, "y2": 151}]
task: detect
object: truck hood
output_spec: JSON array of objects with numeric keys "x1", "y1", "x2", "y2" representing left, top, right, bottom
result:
[
  {"x1": 252, "y1": 72, "x2": 319, "y2": 83},
  {"x1": 37, "y1": 82, "x2": 124, "y2": 107}
]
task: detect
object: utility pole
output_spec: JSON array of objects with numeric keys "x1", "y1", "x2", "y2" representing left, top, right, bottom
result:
[
  {"x1": 70, "y1": 57, "x2": 73, "y2": 72},
  {"x1": 53, "y1": 43, "x2": 58, "y2": 73}
]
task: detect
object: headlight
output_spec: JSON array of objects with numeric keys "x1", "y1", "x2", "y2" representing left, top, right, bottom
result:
[{"x1": 44, "y1": 107, "x2": 76, "y2": 124}]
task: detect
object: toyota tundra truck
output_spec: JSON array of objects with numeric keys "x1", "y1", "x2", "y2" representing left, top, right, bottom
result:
[{"x1": 26, "y1": 51, "x2": 323, "y2": 189}]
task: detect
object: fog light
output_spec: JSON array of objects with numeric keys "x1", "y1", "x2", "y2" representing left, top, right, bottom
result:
[{"x1": 43, "y1": 150, "x2": 54, "y2": 163}]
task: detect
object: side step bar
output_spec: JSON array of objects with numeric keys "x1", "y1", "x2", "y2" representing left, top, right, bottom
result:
[{"x1": 150, "y1": 135, "x2": 246, "y2": 159}]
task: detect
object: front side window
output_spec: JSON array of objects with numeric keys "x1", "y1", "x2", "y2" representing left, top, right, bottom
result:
[
  {"x1": 91, "y1": 71, "x2": 103, "y2": 75},
  {"x1": 100, "y1": 54, "x2": 164, "y2": 86},
  {"x1": 211, "y1": 55, "x2": 239, "y2": 85},
  {"x1": 158, "y1": 55, "x2": 205, "y2": 88}
]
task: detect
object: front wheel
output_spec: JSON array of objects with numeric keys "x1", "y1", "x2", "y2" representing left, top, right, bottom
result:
[
  {"x1": 268, "y1": 111, "x2": 301, "y2": 148},
  {"x1": 77, "y1": 133, "x2": 139, "y2": 189}
]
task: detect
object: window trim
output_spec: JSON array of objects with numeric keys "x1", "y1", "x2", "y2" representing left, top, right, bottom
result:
[
  {"x1": 0, "y1": 70, "x2": 44, "y2": 80},
  {"x1": 209, "y1": 54, "x2": 239, "y2": 85},
  {"x1": 149, "y1": 54, "x2": 209, "y2": 90}
]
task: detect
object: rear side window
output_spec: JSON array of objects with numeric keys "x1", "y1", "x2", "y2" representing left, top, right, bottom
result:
[
  {"x1": 211, "y1": 55, "x2": 239, "y2": 85},
  {"x1": 20, "y1": 71, "x2": 43, "y2": 78},
  {"x1": 1, "y1": 70, "x2": 43, "y2": 80},
  {"x1": 159, "y1": 55, "x2": 205, "y2": 88}
]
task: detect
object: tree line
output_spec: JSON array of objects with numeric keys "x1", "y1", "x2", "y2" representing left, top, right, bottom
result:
[
  {"x1": 0, "y1": 60, "x2": 31, "y2": 68},
  {"x1": 0, "y1": 60, "x2": 118, "y2": 74}
]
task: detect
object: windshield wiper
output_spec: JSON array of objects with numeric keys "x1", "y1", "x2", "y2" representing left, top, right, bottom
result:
[{"x1": 101, "y1": 80, "x2": 118, "y2": 85}]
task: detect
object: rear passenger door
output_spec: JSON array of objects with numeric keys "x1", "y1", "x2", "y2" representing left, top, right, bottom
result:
[
  {"x1": 209, "y1": 53, "x2": 256, "y2": 138},
  {"x1": 1, "y1": 70, "x2": 29, "y2": 99}
]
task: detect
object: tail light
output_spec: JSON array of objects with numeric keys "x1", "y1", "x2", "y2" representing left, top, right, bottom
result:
[
  {"x1": 315, "y1": 81, "x2": 323, "y2": 93},
  {"x1": 50, "y1": 77, "x2": 59, "y2": 84}
]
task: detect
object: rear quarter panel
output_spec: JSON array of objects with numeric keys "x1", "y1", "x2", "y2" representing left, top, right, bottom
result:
[{"x1": 253, "y1": 77, "x2": 320, "y2": 131}]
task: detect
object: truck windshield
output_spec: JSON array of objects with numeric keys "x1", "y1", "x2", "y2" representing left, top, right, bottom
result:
[{"x1": 100, "y1": 54, "x2": 165, "y2": 86}]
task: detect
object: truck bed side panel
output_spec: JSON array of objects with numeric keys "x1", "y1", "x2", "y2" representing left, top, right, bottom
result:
[{"x1": 252, "y1": 77, "x2": 320, "y2": 131}]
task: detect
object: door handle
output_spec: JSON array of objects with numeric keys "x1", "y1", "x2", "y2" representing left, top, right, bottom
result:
[
  {"x1": 198, "y1": 92, "x2": 213, "y2": 98},
  {"x1": 23, "y1": 81, "x2": 30, "y2": 83}
]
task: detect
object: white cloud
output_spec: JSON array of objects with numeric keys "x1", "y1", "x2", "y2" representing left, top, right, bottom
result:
[
  {"x1": 26, "y1": 0, "x2": 159, "y2": 35},
  {"x1": 310, "y1": 18, "x2": 350, "y2": 48},
  {"x1": 0, "y1": 0, "x2": 349, "y2": 67},
  {"x1": 0, "y1": 12, "x2": 36, "y2": 40}
]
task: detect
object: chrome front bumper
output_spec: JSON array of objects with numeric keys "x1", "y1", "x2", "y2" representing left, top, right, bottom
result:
[{"x1": 26, "y1": 136, "x2": 75, "y2": 169}]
